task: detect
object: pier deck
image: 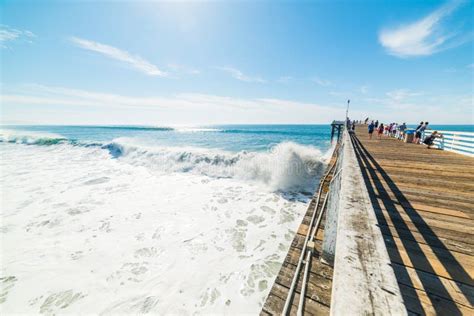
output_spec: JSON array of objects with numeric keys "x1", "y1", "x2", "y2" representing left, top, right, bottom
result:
[{"x1": 352, "y1": 125, "x2": 474, "y2": 315}]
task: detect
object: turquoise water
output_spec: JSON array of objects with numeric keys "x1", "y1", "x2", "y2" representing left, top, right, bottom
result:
[
  {"x1": 407, "y1": 124, "x2": 473, "y2": 132},
  {"x1": 0, "y1": 124, "x2": 333, "y2": 152}
]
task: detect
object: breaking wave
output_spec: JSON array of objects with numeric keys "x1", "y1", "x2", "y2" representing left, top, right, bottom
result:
[
  {"x1": 1, "y1": 130, "x2": 331, "y2": 193},
  {"x1": 104, "y1": 138, "x2": 330, "y2": 192},
  {"x1": 0, "y1": 130, "x2": 68, "y2": 145}
]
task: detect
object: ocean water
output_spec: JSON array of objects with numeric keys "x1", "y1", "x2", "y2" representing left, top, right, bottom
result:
[
  {"x1": 406, "y1": 124, "x2": 473, "y2": 132},
  {"x1": 0, "y1": 125, "x2": 333, "y2": 314}
]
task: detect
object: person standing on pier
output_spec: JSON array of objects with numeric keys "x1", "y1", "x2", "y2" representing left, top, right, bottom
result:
[
  {"x1": 398, "y1": 122, "x2": 407, "y2": 140},
  {"x1": 414, "y1": 122, "x2": 429, "y2": 144},
  {"x1": 378, "y1": 123, "x2": 384, "y2": 139},
  {"x1": 368, "y1": 121, "x2": 375, "y2": 139},
  {"x1": 413, "y1": 121, "x2": 424, "y2": 143}
]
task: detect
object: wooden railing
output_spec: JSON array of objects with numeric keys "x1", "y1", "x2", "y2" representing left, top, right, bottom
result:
[{"x1": 422, "y1": 129, "x2": 474, "y2": 157}]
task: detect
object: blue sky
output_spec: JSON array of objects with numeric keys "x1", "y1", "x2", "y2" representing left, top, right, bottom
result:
[{"x1": 1, "y1": 0, "x2": 473, "y2": 125}]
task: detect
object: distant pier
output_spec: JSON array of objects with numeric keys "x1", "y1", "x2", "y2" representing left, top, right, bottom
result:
[{"x1": 262, "y1": 124, "x2": 473, "y2": 315}]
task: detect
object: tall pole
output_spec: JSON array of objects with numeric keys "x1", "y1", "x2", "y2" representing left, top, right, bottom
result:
[
  {"x1": 346, "y1": 99, "x2": 350, "y2": 129},
  {"x1": 346, "y1": 99, "x2": 350, "y2": 121}
]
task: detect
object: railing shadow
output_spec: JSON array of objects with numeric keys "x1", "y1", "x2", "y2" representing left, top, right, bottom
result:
[{"x1": 351, "y1": 134, "x2": 472, "y2": 315}]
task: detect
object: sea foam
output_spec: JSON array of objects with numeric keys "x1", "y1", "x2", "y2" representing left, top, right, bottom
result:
[
  {"x1": 0, "y1": 140, "x2": 311, "y2": 314},
  {"x1": 104, "y1": 138, "x2": 329, "y2": 193}
]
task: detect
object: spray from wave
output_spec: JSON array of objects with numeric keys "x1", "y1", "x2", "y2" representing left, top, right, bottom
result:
[
  {"x1": 104, "y1": 138, "x2": 330, "y2": 193},
  {"x1": 1, "y1": 130, "x2": 331, "y2": 193}
]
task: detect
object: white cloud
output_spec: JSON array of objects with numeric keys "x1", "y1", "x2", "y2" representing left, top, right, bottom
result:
[
  {"x1": 216, "y1": 66, "x2": 266, "y2": 83},
  {"x1": 3, "y1": 84, "x2": 471, "y2": 124},
  {"x1": 379, "y1": 0, "x2": 466, "y2": 57},
  {"x1": 277, "y1": 76, "x2": 294, "y2": 83},
  {"x1": 0, "y1": 25, "x2": 35, "y2": 48},
  {"x1": 386, "y1": 89, "x2": 423, "y2": 102},
  {"x1": 167, "y1": 63, "x2": 200, "y2": 75},
  {"x1": 70, "y1": 37, "x2": 167, "y2": 76},
  {"x1": 363, "y1": 91, "x2": 473, "y2": 123},
  {"x1": 1, "y1": 84, "x2": 345, "y2": 125},
  {"x1": 311, "y1": 77, "x2": 332, "y2": 87}
]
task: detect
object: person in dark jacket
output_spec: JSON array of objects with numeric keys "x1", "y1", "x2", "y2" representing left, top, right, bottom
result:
[
  {"x1": 423, "y1": 131, "x2": 442, "y2": 149},
  {"x1": 368, "y1": 121, "x2": 375, "y2": 139}
]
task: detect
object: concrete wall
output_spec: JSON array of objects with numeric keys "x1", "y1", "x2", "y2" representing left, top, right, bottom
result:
[{"x1": 325, "y1": 130, "x2": 407, "y2": 315}]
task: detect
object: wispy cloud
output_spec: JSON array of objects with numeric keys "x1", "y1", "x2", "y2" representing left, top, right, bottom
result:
[
  {"x1": 386, "y1": 89, "x2": 423, "y2": 102},
  {"x1": 311, "y1": 77, "x2": 332, "y2": 87},
  {"x1": 0, "y1": 25, "x2": 35, "y2": 48},
  {"x1": 362, "y1": 89, "x2": 424, "y2": 111},
  {"x1": 363, "y1": 90, "x2": 472, "y2": 123},
  {"x1": 216, "y1": 66, "x2": 266, "y2": 83},
  {"x1": 379, "y1": 0, "x2": 468, "y2": 57},
  {"x1": 167, "y1": 63, "x2": 200, "y2": 75},
  {"x1": 1, "y1": 84, "x2": 345, "y2": 124},
  {"x1": 70, "y1": 37, "x2": 167, "y2": 77}
]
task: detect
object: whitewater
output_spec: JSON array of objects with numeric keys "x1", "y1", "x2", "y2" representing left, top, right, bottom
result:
[{"x1": 0, "y1": 125, "x2": 332, "y2": 314}]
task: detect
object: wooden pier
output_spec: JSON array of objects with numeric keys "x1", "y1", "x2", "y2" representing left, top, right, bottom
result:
[
  {"x1": 352, "y1": 125, "x2": 473, "y2": 315},
  {"x1": 262, "y1": 125, "x2": 473, "y2": 315}
]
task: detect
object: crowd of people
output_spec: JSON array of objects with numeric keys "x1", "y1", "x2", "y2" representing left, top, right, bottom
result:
[{"x1": 362, "y1": 118, "x2": 443, "y2": 149}]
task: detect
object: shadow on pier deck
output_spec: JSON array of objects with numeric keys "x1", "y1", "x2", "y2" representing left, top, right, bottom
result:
[{"x1": 352, "y1": 125, "x2": 473, "y2": 315}]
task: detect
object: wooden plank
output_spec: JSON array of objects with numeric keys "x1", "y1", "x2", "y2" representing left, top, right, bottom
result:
[
  {"x1": 373, "y1": 205, "x2": 474, "y2": 238},
  {"x1": 392, "y1": 263, "x2": 474, "y2": 308},
  {"x1": 398, "y1": 283, "x2": 473, "y2": 316},
  {"x1": 358, "y1": 163, "x2": 474, "y2": 211},
  {"x1": 384, "y1": 236, "x2": 474, "y2": 286},
  {"x1": 379, "y1": 223, "x2": 473, "y2": 256},
  {"x1": 262, "y1": 283, "x2": 330, "y2": 316},
  {"x1": 275, "y1": 264, "x2": 332, "y2": 305},
  {"x1": 407, "y1": 202, "x2": 471, "y2": 219}
]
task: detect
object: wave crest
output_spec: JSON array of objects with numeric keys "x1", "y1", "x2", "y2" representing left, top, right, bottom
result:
[
  {"x1": 0, "y1": 130, "x2": 68, "y2": 145},
  {"x1": 104, "y1": 138, "x2": 329, "y2": 192}
]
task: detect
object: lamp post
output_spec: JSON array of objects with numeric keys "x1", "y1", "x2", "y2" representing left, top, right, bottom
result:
[
  {"x1": 346, "y1": 99, "x2": 350, "y2": 121},
  {"x1": 346, "y1": 99, "x2": 350, "y2": 129}
]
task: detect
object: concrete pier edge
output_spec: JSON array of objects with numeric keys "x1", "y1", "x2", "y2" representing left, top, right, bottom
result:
[{"x1": 328, "y1": 129, "x2": 406, "y2": 315}]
